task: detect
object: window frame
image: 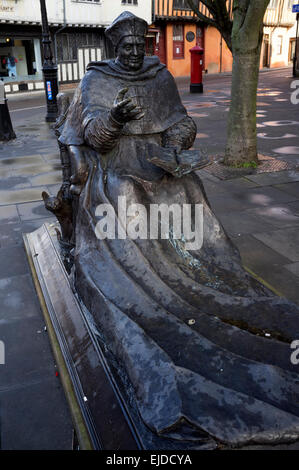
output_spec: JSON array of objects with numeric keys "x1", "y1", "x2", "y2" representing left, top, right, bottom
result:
[
  {"x1": 121, "y1": 0, "x2": 138, "y2": 5},
  {"x1": 268, "y1": 0, "x2": 278, "y2": 9},
  {"x1": 172, "y1": 24, "x2": 185, "y2": 60},
  {"x1": 173, "y1": 0, "x2": 192, "y2": 10},
  {"x1": 71, "y1": 0, "x2": 101, "y2": 4},
  {"x1": 288, "y1": 0, "x2": 295, "y2": 10},
  {"x1": 277, "y1": 35, "x2": 283, "y2": 55}
]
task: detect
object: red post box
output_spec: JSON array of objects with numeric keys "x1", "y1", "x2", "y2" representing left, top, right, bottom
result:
[{"x1": 189, "y1": 45, "x2": 204, "y2": 93}]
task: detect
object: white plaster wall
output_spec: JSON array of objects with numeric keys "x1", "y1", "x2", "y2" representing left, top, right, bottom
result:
[
  {"x1": 270, "y1": 23, "x2": 297, "y2": 67},
  {"x1": 0, "y1": 0, "x2": 42, "y2": 23},
  {"x1": 100, "y1": 0, "x2": 152, "y2": 26},
  {"x1": 0, "y1": 0, "x2": 152, "y2": 26}
]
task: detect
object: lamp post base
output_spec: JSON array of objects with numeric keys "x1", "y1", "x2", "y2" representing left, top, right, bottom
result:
[
  {"x1": 0, "y1": 101, "x2": 16, "y2": 141},
  {"x1": 45, "y1": 112, "x2": 58, "y2": 123}
]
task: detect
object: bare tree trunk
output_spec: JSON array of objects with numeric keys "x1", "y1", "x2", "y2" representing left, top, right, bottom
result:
[
  {"x1": 224, "y1": 0, "x2": 269, "y2": 166},
  {"x1": 224, "y1": 41, "x2": 262, "y2": 166},
  {"x1": 186, "y1": 0, "x2": 270, "y2": 166}
]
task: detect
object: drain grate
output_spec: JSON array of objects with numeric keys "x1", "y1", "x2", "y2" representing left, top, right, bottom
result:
[{"x1": 204, "y1": 154, "x2": 299, "y2": 180}]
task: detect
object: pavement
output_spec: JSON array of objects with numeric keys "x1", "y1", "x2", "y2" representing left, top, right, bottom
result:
[{"x1": 0, "y1": 67, "x2": 299, "y2": 449}]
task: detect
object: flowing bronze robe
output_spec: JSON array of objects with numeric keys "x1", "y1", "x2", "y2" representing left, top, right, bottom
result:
[{"x1": 59, "y1": 57, "x2": 299, "y2": 448}]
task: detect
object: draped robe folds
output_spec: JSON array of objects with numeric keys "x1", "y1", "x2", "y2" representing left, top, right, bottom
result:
[{"x1": 59, "y1": 57, "x2": 299, "y2": 448}]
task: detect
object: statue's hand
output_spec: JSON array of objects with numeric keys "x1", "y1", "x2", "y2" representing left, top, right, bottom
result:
[{"x1": 110, "y1": 88, "x2": 144, "y2": 124}]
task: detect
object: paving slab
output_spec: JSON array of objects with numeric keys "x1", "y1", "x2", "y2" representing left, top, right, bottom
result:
[
  {"x1": 217, "y1": 210, "x2": 277, "y2": 236},
  {"x1": 253, "y1": 227, "x2": 299, "y2": 262},
  {"x1": 0, "y1": 164, "x2": 59, "y2": 179},
  {"x1": 43, "y1": 153, "x2": 60, "y2": 162},
  {"x1": 0, "y1": 217, "x2": 56, "y2": 249},
  {"x1": 0, "y1": 188, "x2": 43, "y2": 205},
  {"x1": 0, "y1": 176, "x2": 32, "y2": 191},
  {"x1": 245, "y1": 204, "x2": 299, "y2": 228},
  {"x1": 20, "y1": 217, "x2": 56, "y2": 235},
  {"x1": 274, "y1": 182, "x2": 299, "y2": 198},
  {"x1": 244, "y1": 170, "x2": 299, "y2": 186},
  {"x1": 208, "y1": 185, "x2": 298, "y2": 213},
  {"x1": 0, "y1": 205, "x2": 20, "y2": 224},
  {"x1": 46, "y1": 184, "x2": 64, "y2": 196},
  {"x1": 17, "y1": 201, "x2": 53, "y2": 222},
  {"x1": 0, "y1": 313, "x2": 58, "y2": 388},
  {"x1": 286, "y1": 200, "x2": 299, "y2": 214},
  {"x1": 0, "y1": 245, "x2": 29, "y2": 279},
  {"x1": 201, "y1": 176, "x2": 261, "y2": 196},
  {"x1": 0, "y1": 379, "x2": 73, "y2": 450},
  {"x1": 231, "y1": 234, "x2": 299, "y2": 303},
  {"x1": 285, "y1": 262, "x2": 299, "y2": 276},
  {"x1": 0, "y1": 223, "x2": 25, "y2": 248},
  {"x1": 231, "y1": 233, "x2": 291, "y2": 270},
  {"x1": 0, "y1": 274, "x2": 41, "y2": 324},
  {"x1": 30, "y1": 171, "x2": 62, "y2": 187},
  {"x1": 0, "y1": 155, "x2": 45, "y2": 167}
]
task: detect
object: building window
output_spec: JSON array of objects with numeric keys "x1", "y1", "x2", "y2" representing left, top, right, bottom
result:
[
  {"x1": 173, "y1": 0, "x2": 192, "y2": 9},
  {"x1": 268, "y1": 0, "x2": 278, "y2": 8},
  {"x1": 72, "y1": 0, "x2": 101, "y2": 3},
  {"x1": 288, "y1": 0, "x2": 293, "y2": 9},
  {"x1": 277, "y1": 35, "x2": 283, "y2": 55},
  {"x1": 121, "y1": 0, "x2": 138, "y2": 5},
  {"x1": 288, "y1": 0, "x2": 295, "y2": 9},
  {"x1": 57, "y1": 32, "x2": 103, "y2": 62},
  {"x1": 289, "y1": 38, "x2": 296, "y2": 62},
  {"x1": 173, "y1": 24, "x2": 184, "y2": 59}
]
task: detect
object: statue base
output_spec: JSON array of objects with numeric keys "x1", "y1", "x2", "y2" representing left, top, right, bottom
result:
[
  {"x1": 23, "y1": 223, "x2": 299, "y2": 451},
  {"x1": 24, "y1": 224, "x2": 217, "y2": 450},
  {"x1": 23, "y1": 224, "x2": 143, "y2": 450}
]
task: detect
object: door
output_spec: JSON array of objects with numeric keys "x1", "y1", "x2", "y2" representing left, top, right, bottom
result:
[
  {"x1": 289, "y1": 38, "x2": 296, "y2": 63},
  {"x1": 155, "y1": 28, "x2": 166, "y2": 65},
  {"x1": 145, "y1": 35, "x2": 155, "y2": 56}
]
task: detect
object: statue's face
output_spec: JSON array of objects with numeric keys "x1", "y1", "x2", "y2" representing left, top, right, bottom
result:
[{"x1": 117, "y1": 36, "x2": 145, "y2": 71}]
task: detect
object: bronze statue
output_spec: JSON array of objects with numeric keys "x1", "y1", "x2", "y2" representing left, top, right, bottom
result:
[{"x1": 47, "y1": 12, "x2": 299, "y2": 449}]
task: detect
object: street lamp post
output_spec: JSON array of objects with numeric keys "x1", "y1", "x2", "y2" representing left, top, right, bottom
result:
[
  {"x1": 294, "y1": 13, "x2": 299, "y2": 78},
  {"x1": 39, "y1": 0, "x2": 59, "y2": 122}
]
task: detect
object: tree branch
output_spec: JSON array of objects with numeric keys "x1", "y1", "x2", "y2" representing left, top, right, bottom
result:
[
  {"x1": 185, "y1": 0, "x2": 217, "y2": 27},
  {"x1": 186, "y1": 0, "x2": 233, "y2": 51},
  {"x1": 232, "y1": 0, "x2": 250, "y2": 33},
  {"x1": 241, "y1": 0, "x2": 270, "y2": 34}
]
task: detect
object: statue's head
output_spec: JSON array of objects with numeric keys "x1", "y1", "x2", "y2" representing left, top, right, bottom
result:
[{"x1": 105, "y1": 11, "x2": 147, "y2": 71}]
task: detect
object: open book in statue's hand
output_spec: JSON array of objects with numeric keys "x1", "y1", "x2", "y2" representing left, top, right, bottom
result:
[{"x1": 146, "y1": 144, "x2": 211, "y2": 178}]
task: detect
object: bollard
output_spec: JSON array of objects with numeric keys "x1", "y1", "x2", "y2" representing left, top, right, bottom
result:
[{"x1": 0, "y1": 80, "x2": 16, "y2": 141}]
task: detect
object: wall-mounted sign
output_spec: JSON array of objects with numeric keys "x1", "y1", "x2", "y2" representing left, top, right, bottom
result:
[
  {"x1": 186, "y1": 31, "x2": 195, "y2": 43},
  {"x1": 46, "y1": 81, "x2": 53, "y2": 101},
  {"x1": 292, "y1": 4, "x2": 299, "y2": 12},
  {"x1": 0, "y1": 0, "x2": 14, "y2": 12}
]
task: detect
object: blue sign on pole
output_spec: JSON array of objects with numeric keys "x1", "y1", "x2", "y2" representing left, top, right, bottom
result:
[
  {"x1": 46, "y1": 81, "x2": 52, "y2": 100},
  {"x1": 293, "y1": 4, "x2": 299, "y2": 12}
]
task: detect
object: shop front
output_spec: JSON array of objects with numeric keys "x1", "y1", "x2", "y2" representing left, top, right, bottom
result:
[{"x1": 0, "y1": 36, "x2": 42, "y2": 82}]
